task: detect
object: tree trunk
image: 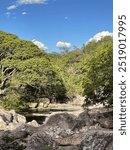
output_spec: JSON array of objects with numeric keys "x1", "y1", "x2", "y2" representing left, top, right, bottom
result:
[{"x1": 0, "y1": 65, "x2": 17, "y2": 96}]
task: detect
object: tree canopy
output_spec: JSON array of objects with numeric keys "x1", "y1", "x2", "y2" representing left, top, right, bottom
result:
[
  {"x1": 0, "y1": 31, "x2": 67, "y2": 110},
  {"x1": 0, "y1": 31, "x2": 113, "y2": 111},
  {"x1": 82, "y1": 37, "x2": 113, "y2": 106}
]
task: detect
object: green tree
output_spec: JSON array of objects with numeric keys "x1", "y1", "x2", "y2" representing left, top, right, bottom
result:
[
  {"x1": 82, "y1": 37, "x2": 113, "y2": 106},
  {"x1": 0, "y1": 31, "x2": 67, "y2": 110},
  {"x1": 17, "y1": 57, "x2": 67, "y2": 106}
]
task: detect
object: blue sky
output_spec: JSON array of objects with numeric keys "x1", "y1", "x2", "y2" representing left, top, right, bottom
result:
[{"x1": 0, "y1": 0, "x2": 113, "y2": 52}]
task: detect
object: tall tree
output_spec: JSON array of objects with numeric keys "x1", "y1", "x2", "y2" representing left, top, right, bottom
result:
[{"x1": 82, "y1": 37, "x2": 113, "y2": 106}]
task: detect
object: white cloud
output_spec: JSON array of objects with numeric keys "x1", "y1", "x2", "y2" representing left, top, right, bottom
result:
[
  {"x1": 7, "y1": 0, "x2": 48, "y2": 10},
  {"x1": 32, "y1": 39, "x2": 48, "y2": 51},
  {"x1": 86, "y1": 31, "x2": 113, "y2": 44},
  {"x1": 17, "y1": 0, "x2": 48, "y2": 4},
  {"x1": 56, "y1": 41, "x2": 72, "y2": 50},
  {"x1": 22, "y1": 12, "x2": 27, "y2": 15},
  {"x1": 7, "y1": 5, "x2": 17, "y2": 10}
]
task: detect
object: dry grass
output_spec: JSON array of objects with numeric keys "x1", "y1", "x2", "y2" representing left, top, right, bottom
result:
[{"x1": 29, "y1": 96, "x2": 85, "y2": 116}]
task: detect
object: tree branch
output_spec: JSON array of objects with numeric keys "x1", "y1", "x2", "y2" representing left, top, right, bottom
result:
[{"x1": 0, "y1": 65, "x2": 17, "y2": 96}]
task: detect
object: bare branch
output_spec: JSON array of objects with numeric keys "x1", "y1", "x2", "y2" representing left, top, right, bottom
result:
[
  {"x1": 0, "y1": 88, "x2": 9, "y2": 96},
  {"x1": 0, "y1": 65, "x2": 17, "y2": 96}
]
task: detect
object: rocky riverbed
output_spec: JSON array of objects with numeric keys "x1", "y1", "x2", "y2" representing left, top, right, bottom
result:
[{"x1": 0, "y1": 108, "x2": 113, "y2": 150}]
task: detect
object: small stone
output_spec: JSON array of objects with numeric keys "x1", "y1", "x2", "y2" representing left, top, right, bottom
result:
[{"x1": 27, "y1": 120, "x2": 39, "y2": 127}]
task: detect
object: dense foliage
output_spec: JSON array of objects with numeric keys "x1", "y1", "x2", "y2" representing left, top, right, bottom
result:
[
  {"x1": 0, "y1": 31, "x2": 67, "y2": 110},
  {"x1": 82, "y1": 37, "x2": 113, "y2": 106},
  {"x1": 49, "y1": 49, "x2": 83, "y2": 98},
  {"x1": 0, "y1": 31, "x2": 113, "y2": 111}
]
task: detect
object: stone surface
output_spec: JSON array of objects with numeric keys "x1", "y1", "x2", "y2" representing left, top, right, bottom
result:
[
  {"x1": 58, "y1": 146, "x2": 79, "y2": 150},
  {"x1": 0, "y1": 116, "x2": 7, "y2": 130},
  {"x1": 0, "y1": 124, "x2": 38, "y2": 150},
  {"x1": 6, "y1": 122, "x2": 25, "y2": 131},
  {"x1": 27, "y1": 120, "x2": 39, "y2": 127},
  {"x1": 72, "y1": 110, "x2": 93, "y2": 131},
  {"x1": 0, "y1": 108, "x2": 113, "y2": 150},
  {"x1": 26, "y1": 131, "x2": 58, "y2": 150},
  {"x1": 0, "y1": 109, "x2": 13, "y2": 124},
  {"x1": 10, "y1": 111, "x2": 26, "y2": 124},
  {"x1": 45, "y1": 112, "x2": 76, "y2": 130},
  {"x1": 90, "y1": 111, "x2": 113, "y2": 129},
  {"x1": 79, "y1": 130, "x2": 113, "y2": 150},
  {"x1": 55, "y1": 132, "x2": 86, "y2": 146},
  {"x1": 15, "y1": 114, "x2": 26, "y2": 124},
  {"x1": 0, "y1": 109, "x2": 27, "y2": 131}
]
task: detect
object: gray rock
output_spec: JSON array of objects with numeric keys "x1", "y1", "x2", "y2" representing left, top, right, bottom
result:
[
  {"x1": 0, "y1": 109, "x2": 27, "y2": 131},
  {"x1": 55, "y1": 132, "x2": 86, "y2": 146},
  {"x1": 16, "y1": 114, "x2": 26, "y2": 124},
  {"x1": 0, "y1": 116, "x2": 7, "y2": 130},
  {"x1": 26, "y1": 131, "x2": 58, "y2": 150},
  {"x1": 27, "y1": 120, "x2": 39, "y2": 127},
  {"x1": 0, "y1": 138, "x2": 26, "y2": 150},
  {"x1": 37, "y1": 125, "x2": 74, "y2": 139},
  {"x1": 10, "y1": 110, "x2": 26, "y2": 124},
  {"x1": 72, "y1": 110, "x2": 93, "y2": 131},
  {"x1": 0, "y1": 109, "x2": 13, "y2": 124},
  {"x1": 6, "y1": 122, "x2": 25, "y2": 131},
  {"x1": 79, "y1": 130, "x2": 113, "y2": 150},
  {"x1": 45, "y1": 113, "x2": 76, "y2": 130},
  {"x1": 0, "y1": 124, "x2": 39, "y2": 150},
  {"x1": 58, "y1": 146, "x2": 79, "y2": 150},
  {"x1": 90, "y1": 111, "x2": 113, "y2": 129},
  {"x1": 0, "y1": 109, "x2": 113, "y2": 150}
]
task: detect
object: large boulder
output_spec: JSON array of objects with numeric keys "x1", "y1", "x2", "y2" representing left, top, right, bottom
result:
[
  {"x1": 10, "y1": 110, "x2": 26, "y2": 124},
  {"x1": 37, "y1": 124, "x2": 74, "y2": 139},
  {"x1": 72, "y1": 110, "x2": 93, "y2": 131},
  {"x1": 0, "y1": 138, "x2": 26, "y2": 150},
  {"x1": 72, "y1": 109, "x2": 113, "y2": 131},
  {"x1": 55, "y1": 132, "x2": 86, "y2": 146},
  {"x1": 0, "y1": 116, "x2": 7, "y2": 130},
  {"x1": 27, "y1": 120, "x2": 39, "y2": 127},
  {"x1": 0, "y1": 124, "x2": 39, "y2": 150},
  {"x1": 79, "y1": 130, "x2": 113, "y2": 150},
  {"x1": 90, "y1": 111, "x2": 113, "y2": 129},
  {"x1": 0, "y1": 109, "x2": 13, "y2": 124},
  {"x1": 26, "y1": 131, "x2": 58, "y2": 150},
  {"x1": 0, "y1": 109, "x2": 27, "y2": 131},
  {"x1": 0, "y1": 128, "x2": 27, "y2": 149},
  {"x1": 0, "y1": 109, "x2": 113, "y2": 150},
  {"x1": 45, "y1": 113, "x2": 76, "y2": 130},
  {"x1": 55, "y1": 129, "x2": 112, "y2": 150},
  {"x1": 6, "y1": 122, "x2": 25, "y2": 131}
]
